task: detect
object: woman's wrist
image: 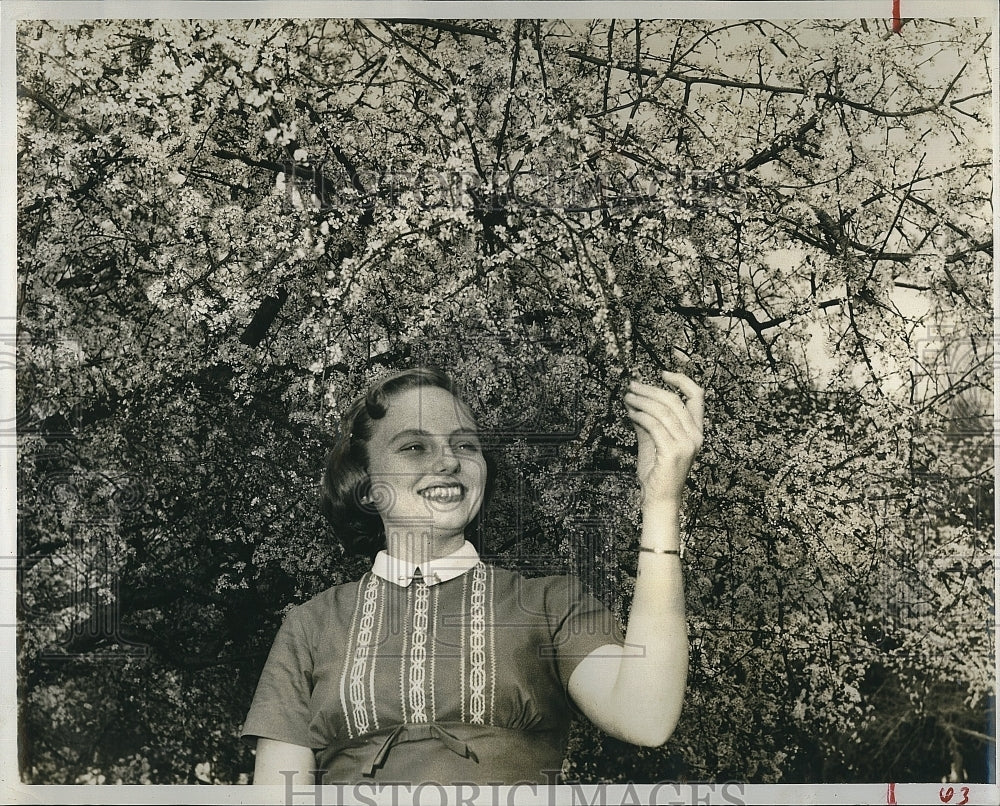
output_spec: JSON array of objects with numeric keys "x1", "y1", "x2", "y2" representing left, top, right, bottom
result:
[
  {"x1": 639, "y1": 499, "x2": 682, "y2": 553},
  {"x1": 640, "y1": 495, "x2": 682, "y2": 521}
]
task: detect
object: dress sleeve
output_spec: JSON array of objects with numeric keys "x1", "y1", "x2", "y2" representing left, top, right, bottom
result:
[
  {"x1": 240, "y1": 605, "x2": 317, "y2": 749},
  {"x1": 543, "y1": 575, "x2": 626, "y2": 693}
]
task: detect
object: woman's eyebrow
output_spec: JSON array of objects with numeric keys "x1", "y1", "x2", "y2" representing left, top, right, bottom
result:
[
  {"x1": 389, "y1": 428, "x2": 429, "y2": 443},
  {"x1": 389, "y1": 427, "x2": 480, "y2": 442}
]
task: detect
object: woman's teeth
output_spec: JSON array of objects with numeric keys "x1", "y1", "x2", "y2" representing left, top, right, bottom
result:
[{"x1": 420, "y1": 486, "x2": 464, "y2": 502}]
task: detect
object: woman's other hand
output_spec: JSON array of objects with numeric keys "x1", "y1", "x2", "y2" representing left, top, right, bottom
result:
[{"x1": 252, "y1": 738, "x2": 316, "y2": 786}]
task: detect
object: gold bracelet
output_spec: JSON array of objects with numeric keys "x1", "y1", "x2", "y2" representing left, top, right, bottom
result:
[{"x1": 638, "y1": 547, "x2": 681, "y2": 555}]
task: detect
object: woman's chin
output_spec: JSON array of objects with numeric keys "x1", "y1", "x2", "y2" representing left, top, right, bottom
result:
[{"x1": 432, "y1": 514, "x2": 474, "y2": 535}]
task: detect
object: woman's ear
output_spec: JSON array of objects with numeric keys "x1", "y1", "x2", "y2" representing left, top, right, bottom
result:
[{"x1": 356, "y1": 475, "x2": 375, "y2": 508}]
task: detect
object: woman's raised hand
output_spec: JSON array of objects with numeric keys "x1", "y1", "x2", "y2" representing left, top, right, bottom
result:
[{"x1": 624, "y1": 370, "x2": 705, "y2": 508}]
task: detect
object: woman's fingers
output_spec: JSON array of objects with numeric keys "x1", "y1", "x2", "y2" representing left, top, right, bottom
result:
[
  {"x1": 625, "y1": 400, "x2": 699, "y2": 463},
  {"x1": 629, "y1": 372, "x2": 703, "y2": 411},
  {"x1": 661, "y1": 370, "x2": 706, "y2": 427},
  {"x1": 625, "y1": 406, "x2": 674, "y2": 454},
  {"x1": 626, "y1": 373, "x2": 704, "y2": 443},
  {"x1": 626, "y1": 407, "x2": 699, "y2": 464},
  {"x1": 625, "y1": 389, "x2": 688, "y2": 439}
]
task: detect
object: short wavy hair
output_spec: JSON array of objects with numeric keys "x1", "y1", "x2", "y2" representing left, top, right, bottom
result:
[{"x1": 320, "y1": 367, "x2": 495, "y2": 557}]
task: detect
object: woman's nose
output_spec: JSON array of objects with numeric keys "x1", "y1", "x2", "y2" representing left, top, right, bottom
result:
[{"x1": 433, "y1": 444, "x2": 460, "y2": 472}]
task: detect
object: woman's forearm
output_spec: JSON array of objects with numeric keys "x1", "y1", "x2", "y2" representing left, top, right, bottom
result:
[{"x1": 612, "y1": 499, "x2": 689, "y2": 744}]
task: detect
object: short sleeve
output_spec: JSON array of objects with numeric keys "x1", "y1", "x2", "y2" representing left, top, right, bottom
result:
[
  {"x1": 240, "y1": 606, "x2": 317, "y2": 749},
  {"x1": 541, "y1": 575, "x2": 626, "y2": 693}
]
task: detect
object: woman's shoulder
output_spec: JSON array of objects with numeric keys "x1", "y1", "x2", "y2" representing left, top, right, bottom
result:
[
  {"x1": 485, "y1": 563, "x2": 588, "y2": 603},
  {"x1": 486, "y1": 563, "x2": 578, "y2": 585},
  {"x1": 282, "y1": 573, "x2": 372, "y2": 628}
]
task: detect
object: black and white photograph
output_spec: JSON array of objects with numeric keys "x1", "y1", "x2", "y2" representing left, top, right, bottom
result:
[{"x1": 2, "y1": 1, "x2": 996, "y2": 803}]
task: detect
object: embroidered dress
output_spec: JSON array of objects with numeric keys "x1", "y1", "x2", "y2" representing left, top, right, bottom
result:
[{"x1": 241, "y1": 551, "x2": 624, "y2": 785}]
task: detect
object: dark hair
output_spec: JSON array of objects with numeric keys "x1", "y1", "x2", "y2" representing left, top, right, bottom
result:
[{"x1": 320, "y1": 367, "x2": 495, "y2": 557}]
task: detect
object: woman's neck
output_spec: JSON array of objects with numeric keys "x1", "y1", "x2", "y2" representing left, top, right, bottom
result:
[{"x1": 383, "y1": 529, "x2": 466, "y2": 566}]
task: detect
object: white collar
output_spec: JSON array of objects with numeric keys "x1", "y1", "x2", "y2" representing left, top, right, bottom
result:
[{"x1": 371, "y1": 540, "x2": 481, "y2": 587}]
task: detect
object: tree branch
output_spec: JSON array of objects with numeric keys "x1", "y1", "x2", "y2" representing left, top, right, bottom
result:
[
  {"x1": 384, "y1": 19, "x2": 500, "y2": 42},
  {"x1": 738, "y1": 115, "x2": 819, "y2": 172},
  {"x1": 664, "y1": 70, "x2": 960, "y2": 119},
  {"x1": 17, "y1": 82, "x2": 101, "y2": 137},
  {"x1": 556, "y1": 54, "x2": 968, "y2": 119},
  {"x1": 565, "y1": 48, "x2": 658, "y2": 78},
  {"x1": 240, "y1": 287, "x2": 289, "y2": 347},
  {"x1": 669, "y1": 297, "x2": 843, "y2": 334}
]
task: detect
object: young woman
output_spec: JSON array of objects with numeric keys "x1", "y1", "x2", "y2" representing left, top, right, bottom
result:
[{"x1": 241, "y1": 366, "x2": 704, "y2": 785}]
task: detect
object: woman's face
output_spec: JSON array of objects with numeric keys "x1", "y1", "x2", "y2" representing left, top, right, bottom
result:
[{"x1": 364, "y1": 384, "x2": 487, "y2": 548}]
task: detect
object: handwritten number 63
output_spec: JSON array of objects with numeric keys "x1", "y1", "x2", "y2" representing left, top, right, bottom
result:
[{"x1": 939, "y1": 786, "x2": 971, "y2": 805}]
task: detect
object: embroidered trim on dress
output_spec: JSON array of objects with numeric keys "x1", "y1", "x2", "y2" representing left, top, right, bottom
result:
[
  {"x1": 469, "y1": 562, "x2": 487, "y2": 724},
  {"x1": 399, "y1": 583, "x2": 412, "y2": 722},
  {"x1": 368, "y1": 581, "x2": 384, "y2": 733},
  {"x1": 351, "y1": 573, "x2": 381, "y2": 735},
  {"x1": 488, "y1": 564, "x2": 497, "y2": 724},
  {"x1": 339, "y1": 573, "x2": 380, "y2": 739},
  {"x1": 408, "y1": 580, "x2": 430, "y2": 722},
  {"x1": 429, "y1": 583, "x2": 439, "y2": 722},
  {"x1": 460, "y1": 570, "x2": 468, "y2": 724}
]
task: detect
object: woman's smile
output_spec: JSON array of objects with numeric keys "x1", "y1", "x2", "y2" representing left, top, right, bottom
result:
[{"x1": 418, "y1": 483, "x2": 466, "y2": 504}]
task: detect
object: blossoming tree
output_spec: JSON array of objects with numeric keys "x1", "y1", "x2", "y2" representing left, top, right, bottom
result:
[{"x1": 15, "y1": 15, "x2": 992, "y2": 783}]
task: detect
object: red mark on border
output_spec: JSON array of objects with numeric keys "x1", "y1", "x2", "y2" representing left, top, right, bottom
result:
[
  {"x1": 887, "y1": 782, "x2": 897, "y2": 804},
  {"x1": 892, "y1": 0, "x2": 902, "y2": 34},
  {"x1": 940, "y1": 786, "x2": 971, "y2": 805}
]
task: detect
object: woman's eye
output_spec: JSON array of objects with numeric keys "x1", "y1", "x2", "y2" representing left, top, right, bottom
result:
[
  {"x1": 401, "y1": 443, "x2": 424, "y2": 452},
  {"x1": 457, "y1": 442, "x2": 481, "y2": 452}
]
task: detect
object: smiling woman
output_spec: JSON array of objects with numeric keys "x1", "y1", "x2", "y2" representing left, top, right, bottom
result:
[{"x1": 240, "y1": 366, "x2": 703, "y2": 786}]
